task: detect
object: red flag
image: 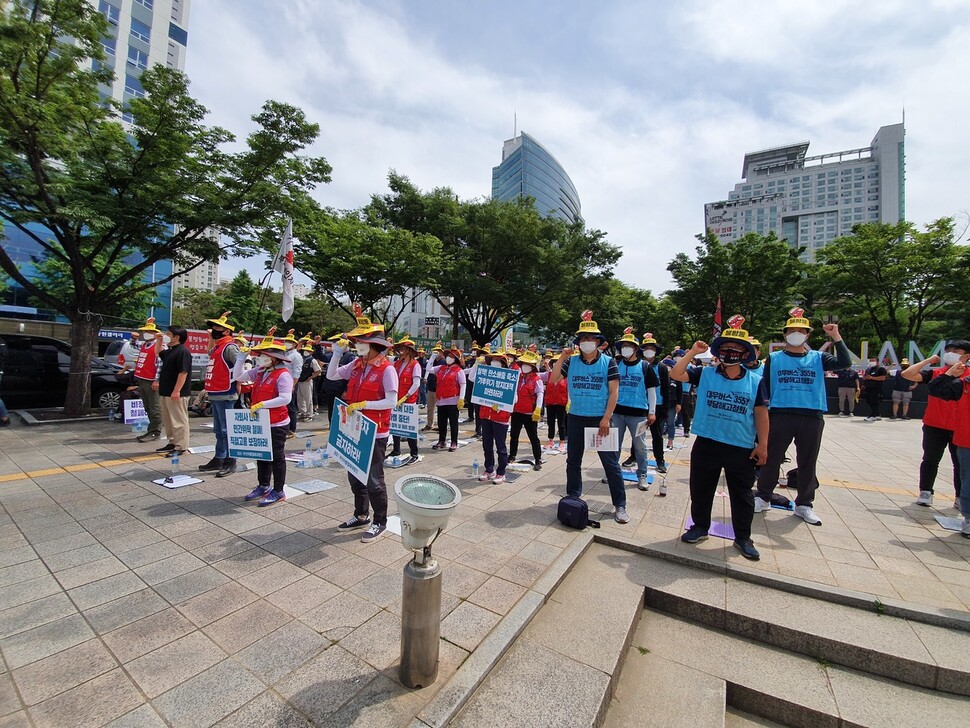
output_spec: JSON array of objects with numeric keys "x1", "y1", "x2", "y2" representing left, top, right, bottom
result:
[{"x1": 712, "y1": 295, "x2": 722, "y2": 338}]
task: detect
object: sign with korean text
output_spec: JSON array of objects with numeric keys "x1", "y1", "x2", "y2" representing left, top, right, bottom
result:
[
  {"x1": 390, "y1": 403, "x2": 419, "y2": 439},
  {"x1": 328, "y1": 398, "x2": 377, "y2": 483},
  {"x1": 227, "y1": 409, "x2": 273, "y2": 461},
  {"x1": 123, "y1": 398, "x2": 147, "y2": 424},
  {"x1": 471, "y1": 364, "x2": 519, "y2": 413}
]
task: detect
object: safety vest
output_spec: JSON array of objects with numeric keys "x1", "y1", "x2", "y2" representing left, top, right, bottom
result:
[
  {"x1": 133, "y1": 341, "x2": 159, "y2": 381},
  {"x1": 394, "y1": 358, "x2": 420, "y2": 404},
  {"x1": 545, "y1": 377, "x2": 568, "y2": 406},
  {"x1": 436, "y1": 364, "x2": 463, "y2": 399},
  {"x1": 653, "y1": 364, "x2": 664, "y2": 407},
  {"x1": 346, "y1": 356, "x2": 393, "y2": 436},
  {"x1": 924, "y1": 367, "x2": 958, "y2": 431},
  {"x1": 691, "y1": 367, "x2": 762, "y2": 449},
  {"x1": 205, "y1": 338, "x2": 237, "y2": 395},
  {"x1": 566, "y1": 353, "x2": 611, "y2": 417},
  {"x1": 251, "y1": 368, "x2": 290, "y2": 426},
  {"x1": 479, "y1": 405, "x2": 511, "y2": 425},
  {"x1": 767, "y1": 350, "x2": 827, "y2": 412},
  {"x1": 617, "y1": 359, "x2": 648, "y2": 410},
  {"x1": 513, "y1": 372, "x2": 541, "y2": 414}
]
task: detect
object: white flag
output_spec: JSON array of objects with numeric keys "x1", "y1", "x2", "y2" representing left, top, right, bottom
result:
[{"x1": 275, "y1": 219, "x2": 295, "y2": 322}]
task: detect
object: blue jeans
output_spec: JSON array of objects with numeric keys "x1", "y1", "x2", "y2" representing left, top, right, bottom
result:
[
  {"x1": 481, "y1": 418, "x2": 509, "y2": 476},
  {"x1": 958, "y1": 447, "x2": 970, "y2": 518},
  {"x1": 0, "y1": 397, "x2": 7, "y2": 420},
  {"x1": 612, "y1": 413, "x2": 649, "y2": 477},
  {"x1": 665, "y1": 405, "x2": 678, "y2": 442},
  {"x1": 566, "y1": 414, "x2": 625, "y2": 508},
  {"x1": 210, "y1": 398, "x2": 236, "y2": 459}
]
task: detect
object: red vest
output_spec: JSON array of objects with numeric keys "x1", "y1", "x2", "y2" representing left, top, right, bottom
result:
[
  {"x1": 205, "y1": 338, "x2": 236, "y2": 395},
  {"x1": 395, "y1": 358, "x2": 419, "y2": 404},
  {"x1": 514, "y1": 372, "x2": 541, "y2": 414},
  {"x1": 133, "y1": 341, "x2": 159, "y2": 381},
  {"x1": 347, "y1": 356, "x2": 392, "y2": 435},
  {"x1": 950, "y1": 377, "x2": 970, "y2": 448},
  {"x1": 545, "y1": 376, "x2": 569, "y2": 406},
  {"x1": 251, "y1": 368, "x2": 289, "y2": 426},
  {"x1": 924, "y1": 367, "x2": 958, "y2": 431},
  {"x1": 436, "y1": 364, "x2": 463, "y2": 399},
  {"x1": 480, "y1": 405, "x2": 511, "y2": 425}
]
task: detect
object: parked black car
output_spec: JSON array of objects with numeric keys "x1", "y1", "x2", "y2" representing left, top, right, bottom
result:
[{"x1": 0, "y1": 334, "x2": 128, "y2": 410}]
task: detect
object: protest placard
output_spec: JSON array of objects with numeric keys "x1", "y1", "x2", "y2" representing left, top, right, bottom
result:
[
  {"x1": 470, "y1": 365, "x2": 519, "y2": 413},
  {"x1": 227, "y1": 409, "x2": 273, "y2": 461},
  {"x1": 123, "y1": 399, "x2": 146, "y2": 424},
  {"x1": 390, "y1": 403, "x2": 419, "y2": 439},
  {"x1": 328, "y1": 398, "x2": 377, "y2": 483}
]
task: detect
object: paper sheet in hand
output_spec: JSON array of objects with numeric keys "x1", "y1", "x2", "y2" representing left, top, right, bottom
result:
[{"x1": 584, "y1": 427, "x2": 618, "y2": 451}]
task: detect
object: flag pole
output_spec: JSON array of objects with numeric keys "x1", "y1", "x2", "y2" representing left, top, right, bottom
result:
[{"x1": 251, "y1": 268, "x2": 275, "y2": 337}]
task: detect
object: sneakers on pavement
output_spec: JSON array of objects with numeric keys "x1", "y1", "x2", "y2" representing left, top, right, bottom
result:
[
  {"x1": 681, "y1": 525, "x2": 708, "y2": 543},
  {"x1": 754, "y1": 495, "x2": 772, "y2": 513},
  {"x1": 658, "y1": 483, "x2": 667, "y2": 497},
  {"x1": 198, "y1": 457, "x2": 224, "y2": 472},
  {"x1": 361, "y1": 523, "x2": 387, "y2": 543},
  {"x1": 258, "y1": 489, "x2": 286, "y2": 506},
  {"x1": 734, "y1": 539, "x2": 761, "y2": 560},
  {"x1": 136, "y1": 429, "x2": 161, "y2": 442},
  {"x1": 622, "y1": 456, "x2": 636, "y2": 468},
  {"x1": 637, "y1": 476, "x2": 649, "y2": 492},
  {"x1": 794, "y1": 505, "x2": 822, "y2": 525},
  {"x1": 402, "y1": 455, "x2": 420, "y2": 466},
  {"x1": 614, "y1": 507, "x2": 630, "y2": 524},
  {"x1": 492, "y1": 474, "x2": 507, "y2": 484},
  {"x1": 155, "y1": 443, "x2": 175, "y2": 453},
  {"x1": 338, "y1": 515, "x2": 371, "y2": 530},
  {"x1": 656, "y1": 463, "x2": 668, "y2": 474},
  {"x1": 431, "y1": 441, "x2": 446, "y2": 450},
  {"x1": 244, "y1": 485, "x2": 270, "y2": 501},
  {"x1": 216, "y1": 458, "x2": 238, "y2": 478},
  {"x1": 478, "y1": 470, "x2": 494, "y2": 482},
  {"x1": 916, "y1": 491, "x2": 933, "y2": 507}
]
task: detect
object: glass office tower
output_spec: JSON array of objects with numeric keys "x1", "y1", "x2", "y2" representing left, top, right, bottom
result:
[{"x1": 491, "y1": 132, "x2": 583, "y2": 224}]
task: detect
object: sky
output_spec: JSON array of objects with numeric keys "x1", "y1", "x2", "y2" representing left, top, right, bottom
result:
[{"x1": 184, "y1": 0, "x2": 970, "y2": 296}]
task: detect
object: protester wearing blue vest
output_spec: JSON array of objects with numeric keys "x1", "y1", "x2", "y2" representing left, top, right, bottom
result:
[
  {"x1": 638, "y1": 333, "x2": 670, "y2": 482},
  {"x1": 550, "y1": 311, "x2": 627, "y2": 523},
  {"x1": 755, "y1": 308, "x2": 851, "y2": 526},
  {"x1": 671, "y1": 316, "x2": 767, "y2": 560},
  {"x1": 745, "y1": 338, "x2": 765, "y2": 376},
  {"x1": 611, "y1": 327, "x2": 658, "y2": 491}
]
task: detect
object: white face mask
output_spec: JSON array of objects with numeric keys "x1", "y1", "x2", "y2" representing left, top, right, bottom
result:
[
  {"x1": 356, "y1": 343, "x2": 370, "y2": 357},
  {"x1": 286, "y1": 343, "x2": 296, "y2": 351},
  {"x1": 785, "y1": 332, "x2": 808, "y2": 347},
  {"x1": 642, "y1": 349, "x2": 656, "y2": 360},
  {"x1": 621, "y1": 346, "x2": 636, "y2": 359},
  {"x1": 142, "y1": 333, "x2": 153, "y2": 341},
  {"x1": 579, "y1": 341, "x2": 598, "y2": 354},
  {"x1": 868, "y1": 361, "x2": 878, "y2": 368},
  {"x1": 520, "y1": 364, "x2": 533, "y2": 374},
  {"x1": 445, "y1": 356, "x2": 455, "y2": 365},
  {"x1": 256, "y1": 354, "x2": 273, "y2": 368},
  {"x1": 941, "y1": 351, "x2": 963, "y2": 366},
  {"x1": 162, "y1": 335, "x2": 172, "y2": 345}
]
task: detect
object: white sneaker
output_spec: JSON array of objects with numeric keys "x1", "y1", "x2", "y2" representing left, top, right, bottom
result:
[
  {"x1": 614, "y1": 507, "x2": 630, "y2": 524},
  {"x1": 754, "y1": 495, "x2": 772, "y2": 513},
  {"x1": 658, "y1": 483, "x2": 667, "y2": 497},
  {"x1": 637, "y1": 476, "x2": 649, "y2": 492},
  {"x1": 794, "y1": 505, "x2": 822, "y2": 525},
  {"x1": 478, "y1": 471, "x2": 494, "y2": 482},
  {"x1": 915, "y1": 491, "x2": 933, "y2": 507}
]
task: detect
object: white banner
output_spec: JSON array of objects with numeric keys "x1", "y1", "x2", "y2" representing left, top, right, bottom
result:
[{"x1": 390, "y1": 403, "x2": 419, "y2": 439}]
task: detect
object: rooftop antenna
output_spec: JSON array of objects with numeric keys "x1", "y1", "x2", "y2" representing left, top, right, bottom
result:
[{"x1": 513, "y1": 110, "x2": 517, "y2": 138}]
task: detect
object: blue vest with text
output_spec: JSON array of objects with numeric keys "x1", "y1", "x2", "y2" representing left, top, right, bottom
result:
[
  {"x1": 767, "y1": 350, "x2": 827, "y2": 411},
  {"x1": 653, "y1": 364, "x2": 664, "y2": 406},
  {"x1": 567, "y1": 354, "x2": 611, "y2": 416},
  {"x1": 617, "y1": 360, "x2": 648, "y2": 410},
  {"x1": 692, "y1": 367, "x2": 762, "y2": 449}
]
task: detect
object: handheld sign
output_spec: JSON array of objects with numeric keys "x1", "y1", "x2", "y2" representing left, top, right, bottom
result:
[
  {"x1": 123, "y1": 399, "x2": 147, "y2": 424},
  {"x1": 390, "y1": 403, "x2": 419, "y2": 439},
  {"x1": 227, "y1": 409, "x2": 273, "y2": 461},
  {"x1": 471, "y1": 365, "x2": 520, "y2": 413},
  {"x1": 328, "y1": 398, "x2": 377, "y2": 484}
]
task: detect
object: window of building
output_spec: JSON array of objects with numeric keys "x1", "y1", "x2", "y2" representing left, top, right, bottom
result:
[
  {"x1": 99, "y1": 1, "x2": 120, "y2": 25},
  {"x1": 168, "y1": 22, "x2": 188, "y2": 46},
  {"x1": 130, "y1": 19, "x2": 151, "y2": 44},
  {"x1": 124, "y1": 74, "x2": 144, "y2": 97},
  {"x1": 134, "y1": 0, "x2": 154, "y2": 8},
  {"x1": 101, "y1": 34, "x2": 116, "y2": 56},
  {"x1": 127, "y1": 47, "x2": 148, "y2": 70}
]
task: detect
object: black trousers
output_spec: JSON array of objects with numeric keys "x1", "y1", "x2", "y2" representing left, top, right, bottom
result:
[
  {"x1": 649, "y1": 406, "x2": 667, "y2": 465},
  {"x1": 509, "y1": 412, "x2": 542, "y2": 463},
  {"x1": 689, "y1": 436, "x2": 756, "y2": 542},
  {"x1": 349, "y1": 440, "x2": 388, "y2": 525},
  {"x1": 919, "y1": 424, "x2": 962, "y2": 496},
  {"x1": 256, "y1": 426, "x2": 288, "y2": 492},
  {"x1": 862, "y1": 389, "x2": 882, "y2": 417},
  {"x1": 437, "y1": 404, "x2": 460, "y2": 444},
  {"x1": 546, "y1": 404, "x2": 567, "y2": 441},
  {"x1": 288, "y1": 391, "x2": 298, "y2": 432},
  {"x1": 681, "y1": 393, "x2": 695, "y2": 435},
  {"x1": 756, "y1": 412, "x2": 824, "y2": 507},
  {"x1": 390, "y1": 435, "x2": 418, "y2": 458}
]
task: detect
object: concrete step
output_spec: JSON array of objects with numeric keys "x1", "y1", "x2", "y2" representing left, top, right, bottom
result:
[
  {"x1": 724, "y1": 708, "x2": 784, "y2": 727},
  {"x1": 603, "y1": 649, "x2": 725, "y2": 728},
  {"x1": 635, "y1": 608, "x2": 970, "y2": 728}
]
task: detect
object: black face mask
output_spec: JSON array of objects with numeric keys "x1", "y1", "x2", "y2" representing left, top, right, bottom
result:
[
  {"x1": 720, "y1": 350, "x2": 745, "y2": 365},
  {"x1": 211, "y1": 329, "x2": 225, "y2": 340}
]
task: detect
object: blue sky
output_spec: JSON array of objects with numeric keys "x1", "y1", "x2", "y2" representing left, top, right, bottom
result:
[{"x1": 185, "y1": 0, "x2": 970, "y2": 294}]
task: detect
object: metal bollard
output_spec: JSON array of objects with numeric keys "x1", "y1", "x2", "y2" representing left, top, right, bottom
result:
[{"x1": 399, "y1": 548, "x2": 442, "y2": 688}]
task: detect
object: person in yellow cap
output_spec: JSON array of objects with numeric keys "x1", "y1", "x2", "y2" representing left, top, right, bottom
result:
[
  {"x1": 612, "y1": 327, "x2": 659, "y2": 491},
  {"x1": 422, "y1": 341, "x2": 445, "y2": 433},
  {"x1": 280, "y1": 329, "x2": 303, "y2": 438},
  {"x1": 320, "y1": 333, "x2": 353, "y2": 423},
  {"x1": 386, "y1": 336, "x2": 422, "y2": 466},
  {"x1": 508, "y1": 349, "x2": 546, "y2": 470},
  {"x1": 201, "y1": 312, "x2": 243, "y2": 476},
  {"x1": 232, "y1": 335, "x2": 293, "y2": 506},
  {"x1": 296, "y1": 338, "x2": 321, "y2": 422},
  {"x1": 132, "y1": 317, "x2": 163, "y2": 442},
  {"x1": 428, "y1": 346, "x2": 466, "y2": 451},
  {"x1": 541, "y1": 352, "x2": 569, "y2": 451},
  {"x1": 753, "y1": 308, "x2": 850, "y2": 526},
  {"x1": 476, "y1": 349, "x2": 513, "y2": 483}
]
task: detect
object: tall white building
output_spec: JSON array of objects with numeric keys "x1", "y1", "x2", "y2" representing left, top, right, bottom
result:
[
  {"x1": 384, "y1": 289, "x2": 453, "y2": 342},
  {"x1": 704, "y1": 124, "x2": 905, "y2": 261},
  {"x1": 171, "y1": 257, "x2": 219, "y2": 293}
]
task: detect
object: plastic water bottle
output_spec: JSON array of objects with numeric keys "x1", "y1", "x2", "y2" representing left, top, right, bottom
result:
[
  {"x1": 170, "y1": 451, "x2": 180, "y2": 479},
  {"x1": 472, "y1": 458, "x2": 480, "y2": 478},
  {"x1": 108, "y1": 406, "x2": 117, "y2": 422},
  {"x1": 319, "y1": 448, "x2": 330, "y2": 467},
  {"x1": 133, "y1": 418, "x2": 148, "y2": 435},
  {"x1": 303, "y1": 437, "x2": 313, "y2": 468},
  {"x1": 392, "y1": 455, "x2": 401, "y2": 467}
]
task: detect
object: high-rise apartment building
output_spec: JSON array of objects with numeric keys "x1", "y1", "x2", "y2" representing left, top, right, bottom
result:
[
  {"x1": 491, "y1": 132, "x2": 583, "y2": 224},
  {"x1": 704, "y1": 124, "x2": 904, "y2": 261}
]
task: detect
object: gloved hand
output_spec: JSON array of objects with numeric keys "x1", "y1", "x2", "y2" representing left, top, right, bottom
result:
[
  {"x1": 566, "y1": 401, "x2": 571, "y2": 414},
  {"x1": 396, "y1": 397, "x2": 407, "y2": 408},
  {"x1": 249, "y1": 402, "x2": 264, "y2": 415},
  {"x1": 491, "y1": 404, "x2": 500, "y2": 412},
  {"x1": 532, "y1": 407, "x2": 542, "y2": 423},
  {"x1": 457, "y1": 399, "x2": 464, "y2": 409},
  {"x1": 346, "y1": 401, "x2": 367, "y2": 414}
]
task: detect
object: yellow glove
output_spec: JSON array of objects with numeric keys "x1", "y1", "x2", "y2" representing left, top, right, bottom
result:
[
  {"x1": 457, "y1": 399, "x2": 464, "y2": 409},
  {"x1": 249, "y1": 402, "x2": 264, "y2": 415},
  {"x1": 532, "y1": 407, "x2": 542, "y2": 423},
  {"x1": 566, "y1": 401, "x2": 571, "y2": 414},
  {"x1": 346, "y1": 401, "x2": 367, "y2": 414},
  {"x1": 396, "y1": 397, "x2": 407, "y2": 408},
  {"x1": 337, "y1": 338, "x2": 350, "y2": 349},
  {"x1": 491, "y1": 404, "x2": 500, "y2": 412}
]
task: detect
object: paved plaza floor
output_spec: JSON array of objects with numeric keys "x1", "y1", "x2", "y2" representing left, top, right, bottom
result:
[{"x1": 0, "y1": 409, "x2": 967, "y2": 726}]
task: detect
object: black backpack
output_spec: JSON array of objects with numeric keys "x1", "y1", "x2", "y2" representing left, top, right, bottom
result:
[
  {"x1": 298, "y1": 354, "x2": 314, "y2": 383},
  {"x1": 557, "y1": 496, "x2": 601, "y2": 530}
]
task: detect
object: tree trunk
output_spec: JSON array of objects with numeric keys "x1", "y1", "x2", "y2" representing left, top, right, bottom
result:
[{"x1": 64, "y1": 317, "x2": 99, "y2": 416}]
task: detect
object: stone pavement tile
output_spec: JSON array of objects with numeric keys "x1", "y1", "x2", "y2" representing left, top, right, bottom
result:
[
  {"x1": 217, "y1": 512, "x2": 276, "y2": 536},
  {"x1": 515, "y1": 539, "x2": 563, "y2": 566},
  {"x1": 99, "y1": 528, "x2": 168, "y2": 556},
  {"x1": 153, "y1": 565, "x2": 230, "y2": 604},
  {"x1": 869, "y1": 554, "x2": 936, "y2": 578},
  {"x1": 327, "y1": 672, "x2": 428, "y2": 728},
  {"x1": 337, "y1": 609, "x2": 402, "y2": 671},
  {"x1": 315, "y1": 552, "x2": 383, "y2": 589},
  {"x1": 11, "y1": 638, "x2": 117, "y2": 706},
  {"x1": 104, "y1": 704, "x2": 168, "y2": 728},
  {"x1": 439, "y1": 561, "x2": 490, "y2": 599},
  {"x1": 26, "y1": 668, "x2": 142, "y2": 728},
  {"x1": 349, "y1": 567, "x2": 404, "y2": 609},
  {"x1": 451, "y1": 637, "x2": 609, "y2": 728},
  {"x1": 274, "y1": 645, "x2": 379, "y2": 725},
  {"x1": 0, "y1": 546, "x2": 38, "y2": 570},
  {"x1": 910, "y1": 620, "x2": 970, "y2": 694},
  {"x1": 282, "y1": 540, "x2": 351, "y2": 572},
  {"x1": 0, "y1": 593, "x2": 75, "y2": 640},
  {"x1": 202, "y1": 599, "x2": 281, "y2": 654},
  {"x1": 214, "y1": 691, "x2": 313, "y2": 728},
  {"x1": 357, "y1": 537, "x2": 412, "y2": 568},
  {"x1": 440, "y1": 601, "x2": 501, "y2": 653},
  {"x1": 884, "y1": 574, "x2": 963, "y2": 610},
  {"x1": 236, "y1": 560, "x2": 308, "y2": 597},
  {"x1": 51, "y1": 555, "x2": 128, "y2": 590},
  {"x1": 264, "y1": 575, "x2": 341, "y2": 617},
  {"x1": 467, "y1": 576, "x2": 527, "y2": 616},
  {"x1": 175, "y1": 581, "x2": 259, "y2": 627},
  {"x1": 125, "y1": 631, "x2": 226, "y2": 698},
  {"x1": 115, "y1": 539, "x2": 185, "y2": 569},
  {"x1": 209, "y1": 546, "x2": 281, "y2": 579},
  {"x1": 0, "y1": 673, "x2": 20, "y2": 718},
  {"x1": 101, "y1": 607, "x2": 195, "y2": 663},
  {"x1": 84, "y1": 588, "x2": 168, "y2": 634},
  {"x1": 171, "y1": 523, "x2": 235, "y2": 551},
  {"x1": 0, "y1": 560, "x2": 50, "y2": 589},
  {"x1": 153, "y1": 659, "x2": 265, "y2": 728},
  {"x1": 41, "y1": 543, "x2": 113, "y2": 573},
  {"x1": 234, "y1": 620, "x2": 330, "y2": 684},
  {"x1": 238, "y1": 522, "x2": 296, "y2": 547},
  {"x1": 774, "y1": 552, "x2": 837, "y2": 586},
  {"x1": 926, "y1": 563, "x2": 970, "y2": 588},
  {"x1": 423, "y1": 533, "x2": 475, "y2": 562},
  {"x1": 194, "y1": 535, "x2": 258, "y2": 565},
  {"x1": 827, "y1": 561, "x2": 900, "y2": 599},
  {"x1": 818, "y1": 545, "x2": 878, "y2": 568},
  {"x1": 134, "y1": 551, "x2": 206, "y2": 585},
  {"x1": 494, "y1": 555, "x2": 547, "y2": 587},
  {"x1": 0, "y1": 613, "x2": 94, "y2": 670},
  {"x1": 259, "y1": 531, "x2": 323, "y2": 559},
  {"x1": 67, "y1": 571, "x2": 148, "y2": 610},
  {"x1": 301, "y1": 591, "x2": 382, "y2": 642}
]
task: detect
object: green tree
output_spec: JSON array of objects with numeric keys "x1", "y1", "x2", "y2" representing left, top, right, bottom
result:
[
  {"x1": 219, "y1": 270, "x2": 262, "y2": 333},
  {"x1": 171, "y1": 287, "x2": 220, "y2": 330},
  {"x1": 0, "y1": 1, "x2": 330, "y2": 413},
  {"x1": 667, "y1": 231, "x2": 805, "y2": 343}
]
